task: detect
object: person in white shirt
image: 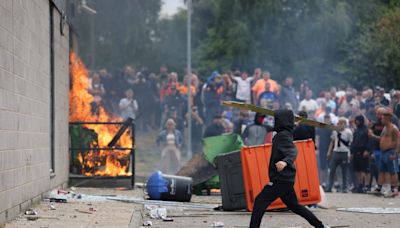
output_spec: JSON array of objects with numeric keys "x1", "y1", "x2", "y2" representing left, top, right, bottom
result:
[
  {"x1": 324, "y1": 92, "x2": 337, "y2": 112},
  {"x1": 119, "y1": 89, "x2": 138, "y2": 119},
  {"x1": 316, "y1": 105, "x2": 338, "y2": 125},
  {"x1": 326, "y1": 117, "x2": 353, "y2": 193},
  {"x1": 299, "y1": 89, "x2": 319, "y2": 116},
  {"x1": 231, "y1": 71, "x2": 253, "y2": 103}
]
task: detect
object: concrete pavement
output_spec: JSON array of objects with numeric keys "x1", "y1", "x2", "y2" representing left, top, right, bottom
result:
[{"x1": 4, "y1": 187, "x2": 400, "y2": 228}]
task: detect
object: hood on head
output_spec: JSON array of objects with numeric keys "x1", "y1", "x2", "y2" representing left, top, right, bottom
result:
[
  {"x1": 274, "y1": 109, "x2": 294, "y2": 132},
  {"x1": 355, "y1": 115, "x2": 365, "y2": 127},
  {"x1": 207, "y1": 71, "x2": 220, "y2": 84}
]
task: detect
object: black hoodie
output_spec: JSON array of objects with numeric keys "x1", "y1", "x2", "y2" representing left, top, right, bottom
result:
[
  {"x1": 350, "y1": 115, "x2": 368, "y2": 153},
  {"x1": 269, "y1": 110, "x2": 297, "y2": 183}
]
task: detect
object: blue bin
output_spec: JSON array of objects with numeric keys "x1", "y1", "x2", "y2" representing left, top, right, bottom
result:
[{"x1": 147, "y1": 171, "x2": 192, "y2": 202}]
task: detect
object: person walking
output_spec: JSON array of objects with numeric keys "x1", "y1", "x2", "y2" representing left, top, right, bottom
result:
[{"x1": 249, "y1": 110, "x2": 328, "y2": 228}]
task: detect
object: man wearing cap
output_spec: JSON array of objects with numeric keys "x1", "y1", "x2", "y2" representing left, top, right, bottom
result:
[{"x1": 369, "y1": 109, "x2": 399, "y2": 197}]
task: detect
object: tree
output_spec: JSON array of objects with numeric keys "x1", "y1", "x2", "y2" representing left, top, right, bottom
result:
[
  {"x1": 75, "y1": 0, "x2": 161, "y2": 72},
  {"x1": 195, "y1": 0, "x2": 355, "y2": 88},
  {"x1": 343, "y1": 6, "x2": 400, "y2": 89}
]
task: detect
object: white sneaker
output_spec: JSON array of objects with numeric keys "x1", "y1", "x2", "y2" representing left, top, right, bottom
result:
[{"x1": 383, "y1": 190, "x2": 398, "y2": 198}]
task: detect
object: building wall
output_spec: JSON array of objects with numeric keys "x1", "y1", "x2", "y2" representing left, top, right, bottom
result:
[{"x1": 0, "y1": 0, "x2": 69, "y2": 225}]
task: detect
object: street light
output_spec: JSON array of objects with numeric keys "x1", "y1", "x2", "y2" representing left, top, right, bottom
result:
[{"x1": 187, "y1": 0, "x2": 192, "y2": 159}]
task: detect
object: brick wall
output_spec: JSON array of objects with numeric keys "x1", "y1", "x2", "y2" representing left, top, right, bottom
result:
[{"x1": 0, "y1": 0, "x2": 69, "y2": 225}]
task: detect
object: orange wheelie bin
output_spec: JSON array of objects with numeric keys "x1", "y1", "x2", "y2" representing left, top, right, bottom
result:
[{"x1": 241, "y1": 139, "x2": 321, "y2": 211}]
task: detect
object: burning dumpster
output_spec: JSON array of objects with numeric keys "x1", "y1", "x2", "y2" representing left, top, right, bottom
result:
[{"x1": 68, "y1": 52, "x2": 135, "y2": 188}]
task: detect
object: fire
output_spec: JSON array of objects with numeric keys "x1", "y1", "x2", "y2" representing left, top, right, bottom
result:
[{"x1": 69, "y1": 52, "x2": 132, "y2": 176}]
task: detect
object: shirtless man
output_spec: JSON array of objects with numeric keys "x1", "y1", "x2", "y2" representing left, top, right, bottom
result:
[{"x1": 369, "y1": 109, "x2": 399, "y2": 197}]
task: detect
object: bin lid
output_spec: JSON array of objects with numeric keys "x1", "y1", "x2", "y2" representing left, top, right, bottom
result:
[
  {"x1": 146, "y1": 171, "x2": 168, "y2": 199},
  {"x1": 203, "y1": 134, "x2": 244, "y2": 163}
]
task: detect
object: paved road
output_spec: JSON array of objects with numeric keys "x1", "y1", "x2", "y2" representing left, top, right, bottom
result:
[
  {"x1": 144, "y1": 193, "x2": 400, "y2": 228},
  {"x1": 5, "y1": 188, "x2": 400, "y2": 228}
]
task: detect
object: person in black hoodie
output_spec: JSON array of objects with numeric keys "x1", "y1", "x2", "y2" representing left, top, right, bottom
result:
[
  {"x1": 250, "y1": 110, "x2": 326, "y2": 228},
  {"x1": 350, "y1": 115, "x2": 370, "y2": 193}
]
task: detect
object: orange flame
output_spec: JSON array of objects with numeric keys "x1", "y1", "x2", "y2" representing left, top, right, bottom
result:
[{"x1": 69, "y1": 52, "x2": 132, "y2": 176}]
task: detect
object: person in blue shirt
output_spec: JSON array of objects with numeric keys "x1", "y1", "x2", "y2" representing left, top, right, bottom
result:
[{"x1": 257, "y1": 82, "x2": 278, "y2": 107}]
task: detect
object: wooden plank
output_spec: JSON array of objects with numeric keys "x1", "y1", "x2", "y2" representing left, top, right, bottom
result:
[{"x1": 222, "y1": 101, "x2": 340, "y2": 131}]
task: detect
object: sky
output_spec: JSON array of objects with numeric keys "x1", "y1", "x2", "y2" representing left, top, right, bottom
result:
[{"x1": 160, "y1": 0, "x2": 185, "y2": 18}]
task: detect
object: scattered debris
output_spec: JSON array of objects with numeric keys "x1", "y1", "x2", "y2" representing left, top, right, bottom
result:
[
  {"x1": 57, "y1": 189, "x2": 70, "y2": 195},
  {"x1": 75, "y1": 209, "x2": 93, "y2": 214},
  {"x1": 49, "y1": 204, "x2": 56, "y2": 210},
  {"x1": 149, "y1": 207, "x2": 167, "y2": 219},
  {"x1": 25, "y1": 215, "x2": 59, "y2": 221},
  {"x1": 108, "y1": 196, "x2": 217, "y2": 209},
  {"x1": 49, "y1": 197, "x2": 67, "y2": 203},
  {"x1": 24, "y1": 209, "x2": 38, "y2": 216},
  {"x1": 144, "y1": 205, "x2": 158, "y2": 210},
  {"x1": 162, "y1": 217, "x2": 174, "y2": 222},
  {"x1": 89, "y1": 207, "x2": 97, "y2": 212},
  {"x1": 337, "y1": 207, "x2": 400, "y2": 214},
  {"x1": 45, "y1": 188, "x2": 109, "y2": 202},
  {"x1": 47, "y1": 189, "x2": 68, "y2": 203},
  {"x1": 210, "y1": 221, "x2": 225, "y2": 227},
  {"x1": 143, "y1": 220, "x2": 153, "y2": 226}
]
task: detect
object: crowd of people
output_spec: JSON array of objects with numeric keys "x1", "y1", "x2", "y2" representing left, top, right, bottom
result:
[{"x1": 87, "y1": 65, "x2": 400, "y2": 196}]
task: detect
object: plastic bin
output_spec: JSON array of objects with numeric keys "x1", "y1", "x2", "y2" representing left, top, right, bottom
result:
[
  {"x1": 203, "y1": 134, "x2": 244, "y2": 163},
  {"x1": 147, "y1": 171, "x2": 193, "y2": 202},
  {"x1": 216, "y1": 151, "x2": 246, "y2": 210},
  {"x1": 194, "y1": 133, "x2": 243, "y2": 193},
  {"x1": 241, "y1": 139, "x2": 321, "y2": 211}
]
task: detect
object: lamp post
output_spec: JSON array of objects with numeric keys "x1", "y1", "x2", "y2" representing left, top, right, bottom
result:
[{"x1": 187, "y1": 0, "x2": 192, "y2": 159}]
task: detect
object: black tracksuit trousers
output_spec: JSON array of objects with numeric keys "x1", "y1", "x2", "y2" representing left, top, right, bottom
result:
[{"x1": 249, "y1": 181, "x2": 324, "y2": 228}]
